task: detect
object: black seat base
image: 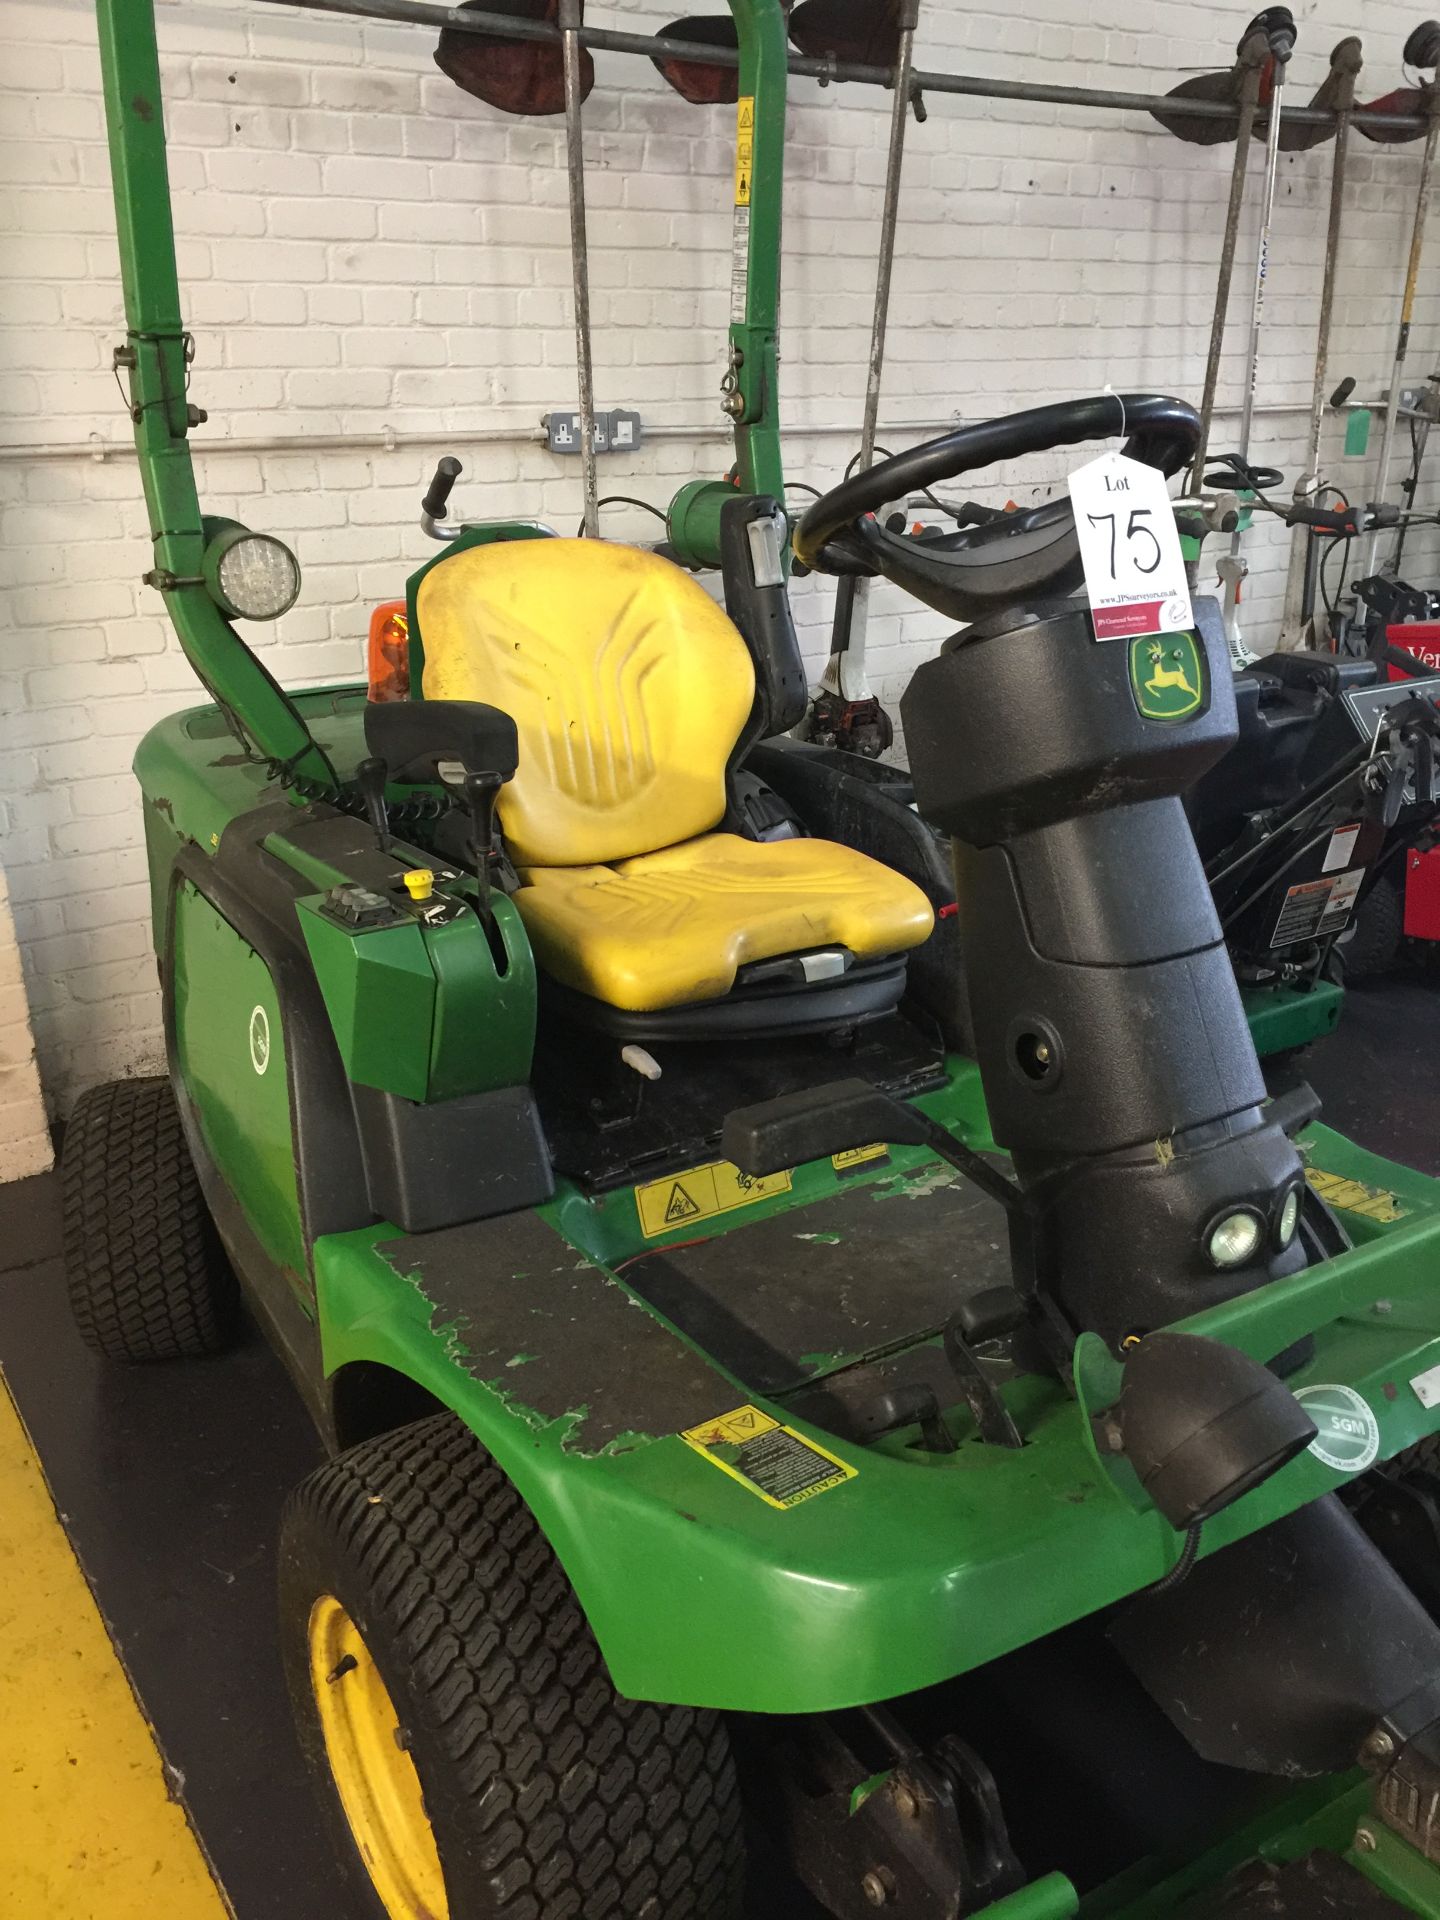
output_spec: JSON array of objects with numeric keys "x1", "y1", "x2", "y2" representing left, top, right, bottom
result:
[
  {"x1": 539, "y1": 953, "x2": 909, "y2": 1043},
  {"x1": 530, "y1": 1008, "x2": 946, "y2": 1192}
]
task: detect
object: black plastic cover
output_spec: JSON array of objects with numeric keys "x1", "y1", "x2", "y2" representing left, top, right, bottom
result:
[
  {"x1": 1112, "y1": 1497, "x2": 1440, "y2": 1778},
  {"x1": 353, "y1": 1083, "x2": 552, "y2": 1234},
  {"x1": 366, "y1": 697, "x2": 519, "y2": 784}
]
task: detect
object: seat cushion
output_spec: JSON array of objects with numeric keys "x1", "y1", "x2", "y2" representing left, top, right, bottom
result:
[
  {"x1": 514, "y1": 832, "x2": 935, "y2": 1012},
  {"x1": 417, "y1": 538, "x2": 756, "y2": 868}
]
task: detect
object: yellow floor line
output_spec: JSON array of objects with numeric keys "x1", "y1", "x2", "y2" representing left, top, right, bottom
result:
[{"x1": 0, "y1": 1371, "x2": 230, "y2": 1918}]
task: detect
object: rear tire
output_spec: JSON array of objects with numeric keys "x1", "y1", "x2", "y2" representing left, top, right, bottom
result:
[
  {"x1": 279, "y1": 1413, "x2": 747, "y2": 1920},
  {"x1": 1340, "y1": 873, "x2": 1403, "y2": 982},
  {"x1": 62, "y1": 1076, "x2": 237, "y2": 1362}
]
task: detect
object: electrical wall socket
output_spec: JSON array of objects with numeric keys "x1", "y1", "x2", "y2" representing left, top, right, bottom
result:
[{"x1": 545, "y1": 409, "x2": 644, "y2": 454}]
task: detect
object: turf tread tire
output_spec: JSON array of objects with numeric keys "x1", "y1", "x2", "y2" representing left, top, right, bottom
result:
[
  {"x1": 1340, "y1": 873, "x2": 1403, "y2": 982},
  {"x1": 62, "y1": 1076, "x2": 237, "y2": 1362},
  {"x1": 280, "y1": 1413, "x2": 746, "y2": 1920}
]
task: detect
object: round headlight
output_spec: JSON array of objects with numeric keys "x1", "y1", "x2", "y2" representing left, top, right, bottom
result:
[
  {"x1": 1205, "y1": 1208, "x2": 1264, "y2": 1270},
  {"x1": 1277, "y1": 1185, "x2": 1302, "y2": 1250},
  {"x1": 203, "y1": 524, "x2": 301, "y2": 620}
]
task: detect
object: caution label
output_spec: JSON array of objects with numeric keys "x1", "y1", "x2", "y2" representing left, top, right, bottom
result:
[
  {"x1": 1270, "y1": 868, "x2": 1365, "y2": 948},
  {"x1": 1307, "y1": 1166, "x2": 1409, "y2": 1224},
  {"x1": 682, "y1": 1404, "x2": 856, "y2": 1510},
  {"x1": 734, "y1": 95, "x2": 753, "y2": 205},
  {"x1": 832, "y1": 1143, "x2": 890, "y2": 1176},
  {"x1": 635, "y1": 1159, "x2": 791, "y2": 1238},
  {"x1": 730, "y1": 204, "x2": 751, "y2": 323}
]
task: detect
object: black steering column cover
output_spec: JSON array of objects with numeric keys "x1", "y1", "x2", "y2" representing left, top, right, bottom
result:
[{"x1": 794, "y1": 394, "x2": 1200, "y2": 624}]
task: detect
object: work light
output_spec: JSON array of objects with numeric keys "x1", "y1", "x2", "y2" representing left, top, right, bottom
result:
[
  {"x1": 1204, "y1": 1208, "x2": 1264, "y2": 1270},
  {"x1": 202, "y1": 521, "x2": 301, "y2": 621}
]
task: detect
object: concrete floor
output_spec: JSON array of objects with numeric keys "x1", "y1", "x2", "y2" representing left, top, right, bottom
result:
[{"x1": 0, "y1": 968, "x2": 1436, "y2": 1918}]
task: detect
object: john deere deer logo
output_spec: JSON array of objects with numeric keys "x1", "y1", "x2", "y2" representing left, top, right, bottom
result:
[{"x1": 1130, "y1": 632, "x2": 1205, "y2": 722}]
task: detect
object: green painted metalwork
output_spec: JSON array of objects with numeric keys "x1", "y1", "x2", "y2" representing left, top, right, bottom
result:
[
  {"x1": 311, "y1": 1063, "x2": 1440, "y2": 1715},
  {"x1": 424, "y1": 900, "x2": 536, "y2": 1098},
  {"x1": 725, "y1": 0, "x2": 786, "y2": 502},
  {"x1": 1243, "y1": 980, "x2": 1345, "y2": 1057},
  {"x1": 97, "y1": 0, "x2": 335, "y2": 790},
  {"x1": 1085, "y1": 1778, "x2": 1370, "y2": 1917},
  {"x1": 665, "y1": 477, "x2": 741, "y2": 572},
  {"x1": 172, "y1": 882, "x2": 308, "y2": 1293},
  {"x1": 293, "y1": 868, "x2": 535, "y2": 1102},
  {"x1": 975, "y1": 1875, "x2": 1078, "y2": 1920},
  {"x1": 296, "y1": 907, "x2": 438, "y2": 1103},
  {"x1": 1348, "y1": 1819, "x2": 1440, "y2": 1917}
]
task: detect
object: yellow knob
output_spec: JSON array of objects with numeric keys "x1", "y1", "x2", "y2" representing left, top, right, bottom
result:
[{"x1": 403, "y1": 868, "x2": 435, "y2": 903}]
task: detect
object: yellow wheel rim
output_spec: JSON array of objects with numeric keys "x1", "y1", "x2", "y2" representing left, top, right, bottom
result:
[{"x1": 308, "y1": 1594, "x2": 450, "y2": 1920}]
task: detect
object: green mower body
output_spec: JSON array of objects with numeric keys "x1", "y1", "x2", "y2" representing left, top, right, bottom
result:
[
  {"x1": 89, "y1": 0, "x2": 1440, "y2": 1909},
  {"x1": 138, "y1": 680, "x2": 1440, "y2": 1914}
]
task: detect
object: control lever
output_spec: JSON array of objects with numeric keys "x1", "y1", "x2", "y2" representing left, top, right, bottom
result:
[
  {"x1": 463, "y1": 769, "x2": 505, "y2": 912},
  {"x1": 355, "y1": 756, "x2": 390, "y2": 854},
  {"x1": 422, "y1": 456, "x2": 462, "y2": 520},
  {"x1": 420, "y1": 456, "x2": 464, "y2": 541}
]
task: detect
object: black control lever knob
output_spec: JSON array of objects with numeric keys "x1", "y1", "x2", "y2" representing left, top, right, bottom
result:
[{"x1": 422, "y1": 456, "x2": 463, "y2": 519}]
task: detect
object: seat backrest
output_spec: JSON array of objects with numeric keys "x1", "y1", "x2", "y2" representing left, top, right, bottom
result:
[{"x1": 417, "y1": 538, "x2": 756, "y2": 867}]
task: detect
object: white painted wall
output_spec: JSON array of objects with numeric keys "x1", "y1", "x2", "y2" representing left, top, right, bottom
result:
[
  {"x1": 0, "y1": 857, "x2": 54, "y2": 1179},
  {"x1": 3, "y1": 0, "x2": 1440, "y2": 1113}
]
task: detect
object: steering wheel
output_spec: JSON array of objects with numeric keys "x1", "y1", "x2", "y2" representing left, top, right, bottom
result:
[{"x1": 793, "y1": 395, "x2": 1201, "y2": 624}]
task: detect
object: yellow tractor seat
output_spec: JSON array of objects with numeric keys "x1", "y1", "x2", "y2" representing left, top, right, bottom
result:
[
  {"x1": 416, "y1": 536, "x2": 934, "y2": 1029},
  {"x1": 513, "y1": 832, "x2": 935, "y2": 1014}
]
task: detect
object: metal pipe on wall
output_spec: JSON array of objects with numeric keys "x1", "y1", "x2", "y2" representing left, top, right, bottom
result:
[
  {"x1": 1277, "y1": 37, "x2": 1362, "y2": 647},
  {"x1": 247, "y1": 0, "x2": 1428, "y2": 138},
  {"x1": 558, "y1": 0, "x2": 598, "y2": 539},
  {"x1": 1190, "y1": 34, "x2": 1267, "y2": 491},
  {"x1": 1361, "y1": 85, "x2": 1440, "y2": 579}
]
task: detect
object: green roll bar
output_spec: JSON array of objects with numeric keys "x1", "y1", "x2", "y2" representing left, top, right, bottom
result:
[
  {"x1": 98, "y1": 0, "x2": 338, "y2": 789},
  {"x1": 97, "y1": 0, "x2": 793, "y2": 773}
]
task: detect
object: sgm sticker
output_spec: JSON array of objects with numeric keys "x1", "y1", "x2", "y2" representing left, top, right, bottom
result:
[
  {"x1": 248, "y1": 1004, "x2": 270, "y2": 1076},
  {"x1": 1296, "y1": 1383, "x2": 1381, "y2": 1474},
  {"x1": 1307, "y1": 1166, "x2": 1409, "y2": 1224},
  {"x1": 832, "y1": 1143, "x2": 890, "y2": 1176},
  {"x1": 635, "y1": 1160, "x2": 791, "y2": 1238},
  {"x1": 682, "y1": 1405, "x2": 856, "y2": 1510}
]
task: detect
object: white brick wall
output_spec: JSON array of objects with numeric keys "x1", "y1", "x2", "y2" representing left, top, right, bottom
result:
[
  {"x1": 4, "y1": 0, "x2": 1440, "y2": 1112},
  {"x1": 0, "y1": 856, "x2": 54, "y2": 1179}
]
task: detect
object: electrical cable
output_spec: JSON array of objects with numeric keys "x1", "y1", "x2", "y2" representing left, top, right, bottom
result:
[
  {"x1": 1320, "y1": 532, "x2": 1352, "y2": 621},
  {"x1": 1220, "y1": 813, "x2": 1377, "y2": 931},
  {"x1": 575, "y1": 495, "x2": 670, "y2": 538},
  {"x1": 1149, "y1": 1524, "x2": 1203, "y2": 1595},
  {"x1": 1205, "y1": 749, "x2": 1381, "y2": 889}
]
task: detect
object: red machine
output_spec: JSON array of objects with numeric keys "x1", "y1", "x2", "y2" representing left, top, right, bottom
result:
[{"x1": 1387, "y1": 623, "x2": 1440, "y2": 939}]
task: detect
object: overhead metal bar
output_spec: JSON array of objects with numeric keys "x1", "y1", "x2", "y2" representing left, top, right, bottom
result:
[{"x1": 251, "y1": 0, "x2": 1429, "y2": 136}]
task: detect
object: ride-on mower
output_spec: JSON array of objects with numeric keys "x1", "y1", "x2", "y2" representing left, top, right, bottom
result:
[{"x1": 71, "y1": 0, "x2": 1440, "y2": 1916}]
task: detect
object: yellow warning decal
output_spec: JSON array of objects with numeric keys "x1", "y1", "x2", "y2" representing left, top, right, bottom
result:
[
  {"x1": 635, "y1": 1159, "x2": 791, "y2": 1238},
  {"x1": 832, "y1": 1143, "x2": 889, "y2": 1174},
  {"x1": 734, "y1": 94, "x2": 754, "y2": 205},
  {"x1": 682, "y1": 1404, "x2": 857, "y2": 1510},
  {"x1": 1307, "y1": 1166, "x2": 1409, "y2": 1225}
]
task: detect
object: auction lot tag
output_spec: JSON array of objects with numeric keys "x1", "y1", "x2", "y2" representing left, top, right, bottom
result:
[{"x1": 1068, "y1": 451, "x2": 1194, "y2": 641}]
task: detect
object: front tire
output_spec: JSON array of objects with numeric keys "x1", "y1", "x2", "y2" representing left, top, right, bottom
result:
[
  {"x1": 279, "y1": 1413, "x2": 747, "y2": 1920},
  {"x1": 62, "y1": 1076, "x2": 237, "y2": 1362}
]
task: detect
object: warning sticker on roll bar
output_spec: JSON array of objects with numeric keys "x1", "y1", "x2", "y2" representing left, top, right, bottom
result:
[{"x1": 681, "y1": 1405, "x2": 856, "y2": 1509}]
